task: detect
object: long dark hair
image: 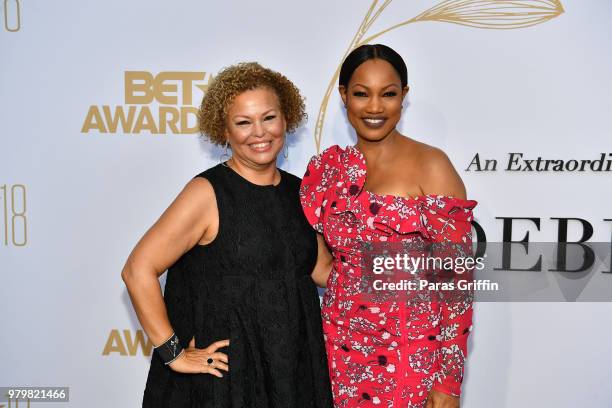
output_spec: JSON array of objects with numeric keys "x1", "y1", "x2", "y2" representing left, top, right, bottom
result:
[{"x1": 339, "y1": 44, "x2": 408, "y2": 88}]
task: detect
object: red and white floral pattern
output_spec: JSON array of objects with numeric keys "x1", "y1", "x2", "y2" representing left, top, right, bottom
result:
[{"x1": 300, "y1": 145, "x2": 478, "y2": 408}]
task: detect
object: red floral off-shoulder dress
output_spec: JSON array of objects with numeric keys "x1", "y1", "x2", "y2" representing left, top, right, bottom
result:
[{"x1": 299, "y1": 145, "x2": 478, "y2": 408}]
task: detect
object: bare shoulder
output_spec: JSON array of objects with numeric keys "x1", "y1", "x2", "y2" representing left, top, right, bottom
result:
[
  {"x1": 420, "y1": 143, "x2": 453, "y2": 170},
  {"x1": 152, "y1": 175, "x2": 218, "y2": 248},
  {"x1": 406, "y1": 139, "x2": 467, "y2": 199},
  {"x1": 180, "y1": 176, "x2": 216, "y2": 205},
  {"x1": 169, "y1": 176, "x2": 218, "y2": 226},
  {"x1": 126, "y1": 175, "x2": 219, "y2": 275},
  {"x1": 396, "y1": 138, "x2": 448, "y2": 171}
]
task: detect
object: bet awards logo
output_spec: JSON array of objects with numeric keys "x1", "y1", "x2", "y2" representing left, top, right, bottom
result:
[
  {"x1": 102, "y1": 329, "x2": 153, "y2": 356},
  {"x1": 81, "y1": 71, "x2": 213, "y2": 135}
]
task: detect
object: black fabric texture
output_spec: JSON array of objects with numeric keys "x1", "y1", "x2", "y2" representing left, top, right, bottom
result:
[{"x1": 142, "y1": 163, "x2": 333, "y2": 408}]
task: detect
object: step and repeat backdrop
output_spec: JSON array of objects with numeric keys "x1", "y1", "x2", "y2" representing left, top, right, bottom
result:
[{"x1": 2, "y1": 1, "x2": 611, "y2": 407}]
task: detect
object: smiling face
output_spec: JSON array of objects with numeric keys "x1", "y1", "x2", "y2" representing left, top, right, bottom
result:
[
  {"x1": 339, "y1": 58, "x2": 408, "y2": 143},
  {"x1": 224, "y1": 87, "x2": 287, "y2": 167}
]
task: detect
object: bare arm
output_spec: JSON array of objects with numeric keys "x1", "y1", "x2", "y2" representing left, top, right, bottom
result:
[
  {"x1": 121, "y1": 177, "x2": 228, "y2": 376},
  {"x1": 311, "y1": 233, "x2": 333, "y2": 288}
]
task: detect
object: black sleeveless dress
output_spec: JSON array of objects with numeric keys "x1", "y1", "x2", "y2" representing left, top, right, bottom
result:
[{"x1": 142, "y1": 163, "x2": 333, "y2": 408}]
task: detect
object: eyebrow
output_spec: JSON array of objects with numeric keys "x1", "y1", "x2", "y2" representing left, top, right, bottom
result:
[
  {"x1": 351, "y1": 83, "x2": 400, "y2": 90},
  {"x1": 232, "y1": 109, "x2": 277, "y2": 120}
]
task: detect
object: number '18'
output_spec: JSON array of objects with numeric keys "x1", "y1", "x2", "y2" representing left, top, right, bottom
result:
[{"x1": 1, "y1": 184, "x2": 27, "y2": 246}]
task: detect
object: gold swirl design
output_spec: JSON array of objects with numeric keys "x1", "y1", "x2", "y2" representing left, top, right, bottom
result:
[{"x1": 313, "y1": 0, "x2": 564, "y2": 152}]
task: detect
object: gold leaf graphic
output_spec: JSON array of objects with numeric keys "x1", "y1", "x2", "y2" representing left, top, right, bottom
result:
[
  {"x1": 313, "y1": 0, "x2": 564, "y2": 153},
  {"x1": 312, "y1": 0, "x2": 383, "y2": 153},
  {"x1": 412, "y1": 0, "x2": 564, "y2": 29}
]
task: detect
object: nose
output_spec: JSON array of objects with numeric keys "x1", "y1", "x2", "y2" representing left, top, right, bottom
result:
[
  {"x1": 252, "y1": 119, "x2": 266, "y2": 138},
  {"x1": 366, "y1": 95, "x2": 383, "y2": 114}
]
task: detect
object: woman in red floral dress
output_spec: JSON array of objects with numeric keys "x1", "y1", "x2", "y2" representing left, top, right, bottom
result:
[{"x1": 300, "y1": 44, "x2": 477, "y2": 408}]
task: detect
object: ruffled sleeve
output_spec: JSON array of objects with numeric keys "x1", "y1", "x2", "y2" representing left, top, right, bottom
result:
[
  {"x1": 419, "y1": 195, "x2": 477, "y2": 243},
  {"x1": 421, "y1": 196, "x2": 477, "y2": 397},
  {"x1": 299, "y1": 145, "x2": 343, "y2": 233}
]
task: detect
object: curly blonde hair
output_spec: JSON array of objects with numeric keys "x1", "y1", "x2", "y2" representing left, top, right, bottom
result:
[{"x1": 198, "y1": 62, "x2": 307, "y2": 145}]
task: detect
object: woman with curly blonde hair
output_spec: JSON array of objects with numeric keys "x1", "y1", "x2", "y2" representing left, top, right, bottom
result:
[{"x1": 122, "y1": 62, "x2": 333, "y2": 407}]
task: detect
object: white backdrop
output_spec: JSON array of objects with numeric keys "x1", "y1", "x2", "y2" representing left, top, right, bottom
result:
[{"x1": 2, "y1": 1, "x2": 612, "y2": 407}]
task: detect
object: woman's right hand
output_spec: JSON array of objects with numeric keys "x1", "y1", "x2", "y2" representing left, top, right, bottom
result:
[{"x1": 168, "y1": 337, "x2": 229, "y2": 377}]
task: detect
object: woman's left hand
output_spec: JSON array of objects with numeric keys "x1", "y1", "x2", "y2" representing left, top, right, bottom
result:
[{"x1": 425, "y1": 389, "x2": 460, "y2": 408}]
